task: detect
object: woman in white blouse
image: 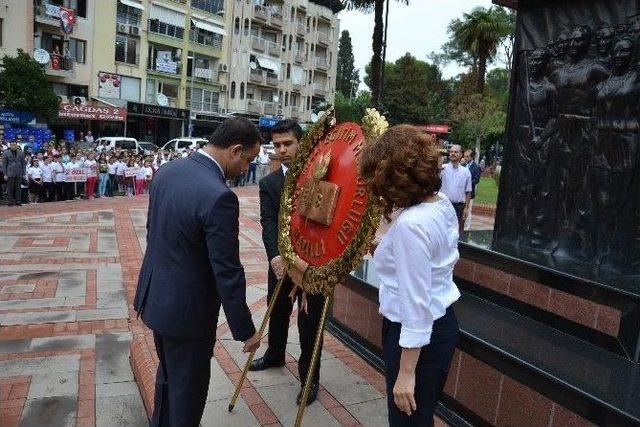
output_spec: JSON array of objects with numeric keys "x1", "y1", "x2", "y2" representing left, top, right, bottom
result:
[{"x1": 359, "y1": 125, "x2": 461, "y2": 426}]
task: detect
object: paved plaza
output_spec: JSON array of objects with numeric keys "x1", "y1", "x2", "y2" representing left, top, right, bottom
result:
[{"x1": 0, "y1": 186, "x2": 489, "y2": 426}]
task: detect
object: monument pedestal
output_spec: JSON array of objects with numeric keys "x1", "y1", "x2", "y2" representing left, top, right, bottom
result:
[{"x1": 329, "y1": 233, "x2": 640, "y2": 425}]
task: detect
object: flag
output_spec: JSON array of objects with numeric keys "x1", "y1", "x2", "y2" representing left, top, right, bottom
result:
[{"x1": 60, "y1": 7, "x2": 75, "y2": 34}]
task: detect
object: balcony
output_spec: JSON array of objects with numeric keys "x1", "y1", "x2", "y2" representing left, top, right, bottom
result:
[
  {"x1": 34, "y1": 4, "x2": 75, "y2": 29},
  {"x1": 247, "y1": 99, "x2": 263, "y2": 114},
  {"x1": 292, "y1": 83, "x2": 303, "y2": 92},
  {"x1": 251, "y1": 36, "x2": 266, "y2": 52},
  {"x1": 271, "y1": 12, "x2": 283, "y2": 27},
  {"x1": 315, "y1": 57, "x2": 329, "y2": 70},
  {"x1": 294, "y1": 51, "x2": 305, "y2": 64},
  {"x1": 263, "y1": 101, "x2": 276, "y2": 115},
  {"x1": 45, "y1": 55, "x2": 75, "y2": 78},
  {"x1": 249, "y1": 69, "x2": 265, "y2": 85},
  {"x1": 190, "y1": 30, "x2": 223, "y2": 52},
  {"x1": 267, "y1": 41, "x2": 281, "y2": 57},
  {"x1": 254, "y1": 4, "x2": 268, "y2": 22},
  {"x1": 296, "y1": 23, "x2": 306, "y2": 36},
  {"x1": 313, "y1": 83, "x2": 327, "y2": 97},
  {"x1": 187, "y1": 100, "x2": 219, "y2": 114},
  {"x1": 192, "y1": 68, "x2": 220, "y2": 84},
  {"x1": 317, "y1": 31, "x2": 329, "y2": 46},
  {"x1": 148, "y1": 58, "x2": 182, "y2": 77},
  {"x1": 265, "y1": 72, "x2": 279, "y2": 87},
  {"x1": 290, "y1": 107, "x2": 302, "y2": 120}
]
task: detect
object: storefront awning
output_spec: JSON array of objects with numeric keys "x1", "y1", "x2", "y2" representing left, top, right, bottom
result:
[
  {"x1": 92, "y1": 97, "x2": 128, "y2": 108},
  {"x1": 150, "y1": 4, "x2": 186, "y2": 27},
  {"x1": 256, "y1": 56, "x2": 280, "y2": 74},
  {"x1": 119, "y1": 0, "x2": 144, "y2": 10},
  {"x1": 191, "y1": 18, "x2": 227, "y2": 36}
]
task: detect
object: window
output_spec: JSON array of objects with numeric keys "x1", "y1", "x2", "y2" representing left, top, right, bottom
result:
[
  {"x1": 244, "y1": 19, "x2": 250, "y2": 36},
  {"x1": 284, "y1": 91, "x2": 288, "y2": 107},
  {"x1": 189, "y1": 28, "x2": 223, "y2": 50},
  {"x1": 115, "y1": 35, "x2": 138, "y2": 65},
  {"x1": 69, "y1": 0, "x2": 87, "y2": 18},
  {"x1": 240, "y1": 83, "x2": 245, "y2": 99},
  {"x1": 230, "y1": 81, "x2": 236, "y2": 99},
  {"x1": 120, "y1": 76, "x2": 141, "y2": 102},
  {"x1": 117, "y1": 2, "x2": 142, "y2": 25},
  {"x1": 191, "y1": 0, "x2": 224, "y2": 14},
  {"x1": 261, "y1": 90, "x2": 273, "y2": 102},
  {"x1": 190, "y1": 88, "x2": 219, "y2": 112},
  {"x1": 148, "y1": 19, "x2": 184, "y2": 39},
  {"x1": 158, "y1": 82, "x2": 178, "y2": 98},
  {"x1": 177, "y1": 140, "x2": 191, "y2": 149},
  {"x1": 146, "y1": 79, "x2": 155, "y2": 103},
  {"x1": 234, "y1": 17, "x2": 240, "y2": 35},
  {"x1": 68, "y1": 38, "x2": 86, "y2": 63},
  {"x1": 286, "y1": 64, "x2": 291, "y2": 79}
]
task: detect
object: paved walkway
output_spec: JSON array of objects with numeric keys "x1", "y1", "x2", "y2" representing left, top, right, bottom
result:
[{"x1": 0, "y1": 186, "x2": 488, "y2": 426}]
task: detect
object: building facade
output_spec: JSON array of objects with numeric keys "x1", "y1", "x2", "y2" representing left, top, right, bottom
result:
[{"x1": 0, "y1": 0, "x2": 340, "y2": 144}]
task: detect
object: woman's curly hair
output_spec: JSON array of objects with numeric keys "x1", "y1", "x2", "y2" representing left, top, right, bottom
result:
[{"x1": 359, "y1": 125, "x2": 441, "y2": 221}]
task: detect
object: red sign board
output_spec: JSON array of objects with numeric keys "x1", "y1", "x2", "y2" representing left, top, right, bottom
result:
[
  {"x1": 290, "y1": 123, "x2": 368, "y2": 267},
  {"x1": 58, "y1": 103, "x2": 127, "y2": 122},
  {"x1": 423, "y1": 124, "x2": 450, "y2": 134}
]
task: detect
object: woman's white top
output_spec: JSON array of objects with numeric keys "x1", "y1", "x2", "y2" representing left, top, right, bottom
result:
[
  {"x1": 135, "y1": 167, "x2": 146, "y2": 180},
  {"x1": 51, "y1": 162, "x2": 65, "y2": 182},
  {"x1": 41, "y1": 164, "x2": 53, "y2": 182},
  {"x1": 373, "y1": 194, "x2": 461, "y2": 348},
  {"x1": 144, "y1": 166, "x2": 153, "y2": 180},
  {"x1": 107, "y1": 163, "x2": 117, "y2": 174},
  {"x1": 84, "y1": 160, "x2": 97, "y2": 177},
  {"x1": 116, "y1": 162, "x2": 127, "y2": 175},
  {"x1": 27, "y1": 166, "x2": 42, "y2": 180}
]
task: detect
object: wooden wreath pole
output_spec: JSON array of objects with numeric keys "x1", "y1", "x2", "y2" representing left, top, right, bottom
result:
[
  {"x1": 228, "y1": 274, "x2": 287, "y2": 412},
  {"x1": 294, "y1": 294, "x2": 332, "y2": 427}
]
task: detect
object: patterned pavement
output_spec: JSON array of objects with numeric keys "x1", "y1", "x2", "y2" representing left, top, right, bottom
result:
[{"x1": 0, "y1": 186, "x2": 490, "y2": 426}]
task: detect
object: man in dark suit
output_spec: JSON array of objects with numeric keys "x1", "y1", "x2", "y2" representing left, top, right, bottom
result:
[
  {"x1": 2, "y1": 140, "x2": 27, "y2": 206},
  {"x1": 249, "y1": 119, "x2": 325, "y2": 405},
  {"x1": 463, "y1": 149, "x2": 483, "y2": 230},
  {"x1": 134, "y1": 118, "x2": 262, "y2": 427}
]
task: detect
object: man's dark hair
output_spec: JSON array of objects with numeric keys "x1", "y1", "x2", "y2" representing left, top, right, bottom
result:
[
  {"x1": 271, "y1": 119, "x2": 302, "y2": 141},
  {"x1": 464, "y1": 148, "x2": 475, "y2": 158},
  {"x1": 208, "y1": 117, "x2": 261, "y2": 149}
]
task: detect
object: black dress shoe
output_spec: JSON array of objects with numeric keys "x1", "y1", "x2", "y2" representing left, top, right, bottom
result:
[
  {"x1": 249, "y1": 356, "x2": 285, "y2": 372},
  {"x1": 296, "y1": 383, "x2": 319, "y2": 406}
]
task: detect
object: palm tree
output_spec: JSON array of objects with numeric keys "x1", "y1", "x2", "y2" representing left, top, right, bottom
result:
[
  {"x1": 344, "y1": 0, "x2": 409, "y2": 108},
  {"x1": 448, "y1": 6, "x2": 513, "y2": 92}
]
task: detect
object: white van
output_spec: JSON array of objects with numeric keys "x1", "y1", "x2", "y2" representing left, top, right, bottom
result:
[
  {"x1": 95, "y1": 137, "x2": 139, "y2": 152},
  {"x1": 161, "y1": 138, "x2": 208, "y2": 153}
]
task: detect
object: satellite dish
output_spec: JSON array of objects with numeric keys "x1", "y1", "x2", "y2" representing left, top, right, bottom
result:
[
  {"x1": 156, "y1": 93, "x2": 169, "y2": 106},
  {"x1": 249, "y1": 61, "x2": 257, "y2": 70},
  {"x1": 310, "y1": 112, "x2": 319, "y2": 123},
  {"x1": 33, "y1": 49, "x2": 50, "y2": 65}
]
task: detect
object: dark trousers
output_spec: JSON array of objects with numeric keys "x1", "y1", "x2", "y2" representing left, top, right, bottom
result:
[
  {"x1": 247, "y1": 163, "x2": 257, "y2": 183},
  {"x1": 151, "y1": 332, "x2": 215, "y2": 427},
  {"x1": 5, "y1": 176, "x2": 21, "y2": 205},
  {"x1": 264, "y1": 272, "x2": 325, "y2": 385},
  {"x1": 65, "y1": 182, "x2": 76, "y2": 199},
  {"x1": 108, "y1": 174, "x2": 116, "y2": 196},
  {"x1": 451, "y1": 202, "x2": 465, "y2": 231},
  {"x1": 44, "y1": 182, "x2": 55, "y2": 202},
  {"x1": 383, "y1": 307, "x2": 459, "y2": 427},
  {"x1": 55, "y1": 182, "x2": 65, "y2": 201}
]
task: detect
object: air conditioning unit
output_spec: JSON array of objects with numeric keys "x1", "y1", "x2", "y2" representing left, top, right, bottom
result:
[
  {"x1": 72, "y1": 96, "x2": 87, "y2": 105},
  {"x1": 219, "y1": 63, "x2": 229, "y2": 72},
  {"x1": 221, "y1": 84, "x2": 228, "y2": 92},
  {"x1": 129, "y1": 25, "x2": 140, "y2": 36},
  {"x1": 117, "y1": 23, "x2": 128, "y2": 34}
]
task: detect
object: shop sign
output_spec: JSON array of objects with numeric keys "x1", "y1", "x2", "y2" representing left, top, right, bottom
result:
[
  {"x1": 424, "y1": 124, "x2": 449, "y2": 134},
  {"x1": 259, "y1": 117, "x2": 279, "y2": 128},
  {"x1": 0, "y1": 109, "x2": 36, "y2": 125},
  {"x1": 194, "y1": 68, "x2": 213, "y2": 79},
  {"x1": 127, "y1": 102, "x2": 189, "y2": 120},
  {"x1": 98, "y1": 72, "x2": 122, "y2": 99},
  {"x1": 58, "y1": 103, "x2": 127, "y2": 122}
]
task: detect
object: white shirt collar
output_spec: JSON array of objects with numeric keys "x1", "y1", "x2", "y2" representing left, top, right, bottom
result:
[
  {"x1": 197, "y1": 148, "x2": 225, "y2": 179},
  {"x1": 281, "y1": 164, "x2": 289, "y2": 175}
]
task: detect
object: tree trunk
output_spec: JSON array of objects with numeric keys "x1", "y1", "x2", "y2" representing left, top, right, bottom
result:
[
  {"x1": 475, "y1": 135, "x2": 482, "y2": 163},
  {"x1": 370, "y1": 0, "x2": 385, "y2": 108},
  {"x1": 477, "y1": 54, "x2": 487, "y2": 93}
]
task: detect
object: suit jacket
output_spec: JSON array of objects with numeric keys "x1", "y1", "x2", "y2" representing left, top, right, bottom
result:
[
  {"x1": 467, "y1": 161, "x2": 482, "y2": 198},
  {"x1": 134, "y1": 152, "x2": 256, "y2": 342},
  {"x1": 259, "y1": 168, "x2": 285, "y2": 263},
  {"x1": 2, "y1": 148, "x2": 26, "y2": 178}
]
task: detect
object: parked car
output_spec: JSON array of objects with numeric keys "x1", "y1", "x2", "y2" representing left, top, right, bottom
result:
[
  {"x1": 95, "y1": 137, "x2": 139, "y2": 152},
  {"x1": 161, "y1": 138, "x2": 208, "y2": 153},
  {"x1": 137, "y1": 142, "x2": 159, "y2": 155}
]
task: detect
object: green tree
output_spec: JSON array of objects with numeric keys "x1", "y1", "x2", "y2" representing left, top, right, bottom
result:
[
  {"x1": 446, "y1": 6, "x2": 514, "y2": 92},
  {"x1": 344, "y1": 0, "x2": 409, "y2": 108},
  {"x1": 0, "y1": 50, "x2": 59, "y2": 120},
  {"x1": 486, "y1": 67, "x2": 510, "y2": 110},
  {"x1": 336, "y1": 30, "x2": 360, "y2": 98},
  {"x1": 364, "y1": 54, "x2": 448, "y2": 125},
  {"x1": 335, "y1": 91, "x2": 372, "y2": 124}
]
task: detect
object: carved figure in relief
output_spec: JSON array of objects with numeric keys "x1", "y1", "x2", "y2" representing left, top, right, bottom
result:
[{"x1": 591, "y1": 37, "x2": 640, "y2": 270}]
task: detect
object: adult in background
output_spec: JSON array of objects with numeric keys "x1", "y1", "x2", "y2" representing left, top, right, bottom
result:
[
  {"x1": 84, "y1": 152, "x2": 98, "y2": 199},
  {"x1": 462, "y1": 149, "x2": 482, "y2": 231},
  {"x1": 41, "y1": 156, "x2": 54, "y2": 202},
  {"x1": 256, "y1": 147, "x2": 270, "y2": 182},
  {"x1": 85, "y1": 131, "x2": 94, "y2": 144},
  {"x1": 359, "y1": 125, "x2": 460, "y2": 427},
  {"x1": 250, "y1": 119, "x2": 325, "y2": 405},
  {"x1": 2, "y1": 140, "x2": 27, "y2": 206},
  {"x1": 51, "y1": 155, "x2": 66, "y2": 201},
  {"x1": 440, "y1": 144, "x2": 472, "y2": 232},
  {"x1": 247, "y1": 155, "x2": 257, "y2": 184},
  {"x1": 26, "y1": 158, "x2": 43, "y2": 204},
  {"x1": 133, "y1": 118, "x2": 262, "y2": 427}
]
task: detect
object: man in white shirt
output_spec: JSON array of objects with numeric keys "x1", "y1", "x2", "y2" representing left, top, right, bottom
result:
[
  {"x1": 41, "y1": 157, "x2": 54, "y2": 202},
  {"x1": 256, "y1": 148, "x2": 270, "y2": 182},
  {"x1": 440, "y1": 144, "x2": 472, "y2": 232},
  {"x1": 50, "y1": 155, "x2": 66, "y2": 201}
]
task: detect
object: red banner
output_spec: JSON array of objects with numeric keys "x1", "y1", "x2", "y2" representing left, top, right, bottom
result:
[
  {"x1": 58, "y1": 103, "x2": 127, "y2": 122},
  {"x1": 423, "y1": 124, "x2": 450, "y2": 134}
]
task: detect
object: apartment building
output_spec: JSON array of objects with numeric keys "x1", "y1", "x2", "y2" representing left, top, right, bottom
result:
[
  {"x1": 226, "y1": 0, "x2": 341, "y2": 123},
  {"x1": 0, "y1": 0, "x2": 339, "y2": 143}
]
